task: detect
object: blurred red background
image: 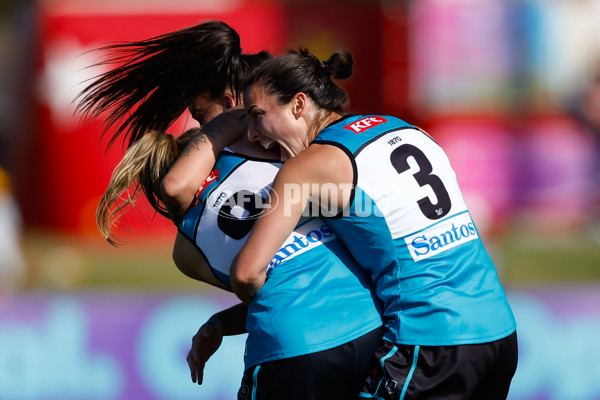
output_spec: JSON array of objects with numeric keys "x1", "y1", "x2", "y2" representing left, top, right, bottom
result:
[{"x1": 9, "y1": 0, "x2": 594, "y2": 245}]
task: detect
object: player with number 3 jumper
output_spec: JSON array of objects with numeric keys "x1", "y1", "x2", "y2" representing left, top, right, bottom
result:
[{"x1": 232, "y1": 47, "x2": 518, "y2": 400}]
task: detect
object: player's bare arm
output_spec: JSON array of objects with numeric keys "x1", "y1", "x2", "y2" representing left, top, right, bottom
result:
[
  {"x1": 230, "y1": 145, "x2": 353, "y2": 303},
  {"x1": 231, "y1": 155, "x2": 310, "y2": 303},
  {"x1": 160, "y1": 108, "x2": 248, "y2": 224},
  {"x1": 304, "y1": 143, "x2": 354, "y2": 213}
]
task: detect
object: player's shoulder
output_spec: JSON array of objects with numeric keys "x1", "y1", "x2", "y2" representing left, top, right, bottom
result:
[
  {"x1": 299, "y1": 141, "x2": 350, "y2": 168},
  {"x1": 278, "y1": 143, "x2": 352, "y2": 187}
]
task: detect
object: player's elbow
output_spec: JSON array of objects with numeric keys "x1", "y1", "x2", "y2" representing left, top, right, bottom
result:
[
  {"x1": 160, "y1": 173, "x2": 186, "y2": 205},
  {"x1": 230, "y1": 257, "x2": 266, "y2": 303},
  {"x1": 230, "y1": 263, "x2": 258, "y2": 288}
]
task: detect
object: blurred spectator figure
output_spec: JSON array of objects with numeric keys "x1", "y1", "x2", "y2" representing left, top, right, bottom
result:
[
  {"x1": 568, "y1": 58, "x2": 600, "y2": 241},
  {"x1": 571, "y1": 59, "x2": 600, "y2": 142},
  {"x1": 0, "y1": 167, "x2": 26, "y2": 296}
]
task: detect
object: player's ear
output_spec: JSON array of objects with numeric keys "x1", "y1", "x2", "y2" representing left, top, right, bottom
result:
[
  {"x1": 291, "y1": 92, "x2": 307, "y2": 119},
  {"x1": 222, "y1": 93, "x2": 237, "y2": 109}
]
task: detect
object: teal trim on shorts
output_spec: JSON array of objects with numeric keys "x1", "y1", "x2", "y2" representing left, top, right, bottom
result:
[
  {"x1": 358, "y1": 345, "x2": 399, "y2": 399},
  {"x1": 399, "y1": 345, "x2": 420, "y2": 400},
  {"x1": 251, "y1": 365, "x2": 261, "y2": 400},
  {"x1": 359, "y1": 394, "x2": 385, "y2": 400}
]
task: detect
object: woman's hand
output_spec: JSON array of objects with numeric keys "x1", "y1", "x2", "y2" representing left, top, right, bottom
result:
[
  {"x1": 185, "y1": 303, "x2": 248, "y2": 385},
  {"x1": 186, "y1": 318, "x2": 224, "y2": 385}
]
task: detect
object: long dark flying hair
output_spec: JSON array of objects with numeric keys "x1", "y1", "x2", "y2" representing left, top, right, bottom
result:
[{"x1": 76, "y1": 20, "x2": 270, "y2": 149}]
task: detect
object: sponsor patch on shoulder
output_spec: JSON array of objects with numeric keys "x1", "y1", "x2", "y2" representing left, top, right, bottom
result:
[
  {"x1": 404, "y1": 213, "x2": 479, "y2": 261},
  {"x1": 344, "y1": 116, "x2": 388, "y2": 133}
]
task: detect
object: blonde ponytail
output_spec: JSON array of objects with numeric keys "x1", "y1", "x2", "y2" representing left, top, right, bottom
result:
[{"x1": 97, "y1": 128, "x2": 199, "y2": 245}]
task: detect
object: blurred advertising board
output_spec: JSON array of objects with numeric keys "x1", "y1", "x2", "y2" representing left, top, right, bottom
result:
[
  {"x1": 425, "y1": 116, "x2": 518, "y2": 236},
  {"x1": 515, "y1": 115, "x2": 598, "y2": 230},
  {"x1": 408, "y1": 0, "x2": 600, "y2": 233},
  {"x1": 1, "y1": 288, "x2": 599, "y2": 400},
  {"x1": 409, "y1": 0, "x2": 515, "y2": 116},
  {"x1": 425, "y1": 114, "x2": 598, "y2": 236},
  {"x1": 0, "y1": 291, "x2": 245, "y2": 400},
  {"x1": 23, "y1": 0, "x2": 286, "y2": 237}
]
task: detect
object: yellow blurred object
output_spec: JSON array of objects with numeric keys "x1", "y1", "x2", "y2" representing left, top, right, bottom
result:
[
  {"x1": 0, "y1": 167, "x2": 11, "y2": 193},
  {"x1": 0, "y1": 166, "x2": 25, "y2": 294}
]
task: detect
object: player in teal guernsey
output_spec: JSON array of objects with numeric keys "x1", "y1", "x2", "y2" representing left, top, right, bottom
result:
[
  {"x1": 233, "y1": 48, "x2": 518, "y2": 399},
  {"x1": 98, "y1": 128, "x2": 383, "y2": 400},
  {"x1": 177, "y1": 148, "x2": 382, "y2": 370},
  {"x1": 80, "y1": 23, "x2": 383, "y2": 400},
  {"x1": 313, "y1": 115, "x2": 515, "y2": 347}
]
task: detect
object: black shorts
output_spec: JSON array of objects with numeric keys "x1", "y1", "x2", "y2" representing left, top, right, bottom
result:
[
  {"x1": 358, "y1": 331, "x2": 518, "y2": 400},
  {"x1": 238, "y1": 327, "x2": 383, "y2": 400}
]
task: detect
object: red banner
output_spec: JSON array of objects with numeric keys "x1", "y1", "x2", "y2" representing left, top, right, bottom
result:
[{"x1": 26, "y1": 1, "x2": 286, "y2": 240}]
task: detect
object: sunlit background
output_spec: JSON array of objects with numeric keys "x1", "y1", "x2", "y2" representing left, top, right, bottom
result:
[{"x1": 1, "y1": 0, "x2": 599, "y2": 399}]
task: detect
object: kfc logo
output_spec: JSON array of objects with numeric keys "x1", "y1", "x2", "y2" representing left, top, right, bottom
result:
[{"x1": 344, "y1": 116, "x2": 388, "y2": 133}]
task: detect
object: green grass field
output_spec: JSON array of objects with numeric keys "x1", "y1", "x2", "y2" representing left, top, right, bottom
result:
[
  {"x1": 498, "y1": 231, "x2": 600, "y2": 285},
  {"x1": 19, "y1": 221, "x2": 600, "y2": 292}
]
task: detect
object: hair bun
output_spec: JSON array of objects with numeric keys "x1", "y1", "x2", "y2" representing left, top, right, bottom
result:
[{"x1": 324, "y1": 48, "x2": 353, "y2": 80}]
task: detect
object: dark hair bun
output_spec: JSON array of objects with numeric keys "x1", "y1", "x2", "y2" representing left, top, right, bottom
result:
[{"x1": 324, "y1": 48, "x2": 353, "y2": 80}]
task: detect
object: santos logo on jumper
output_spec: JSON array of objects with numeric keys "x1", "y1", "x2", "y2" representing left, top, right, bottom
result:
[
  {"x1": 404, "y1": 212, "x2": 479, "y2": 261},
  {"x1": 268, "y1": 219, "x2": 336, "y2": 272},
  {"x1": 344, "y1": 116, "x2": 388, "y2": 133}
]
